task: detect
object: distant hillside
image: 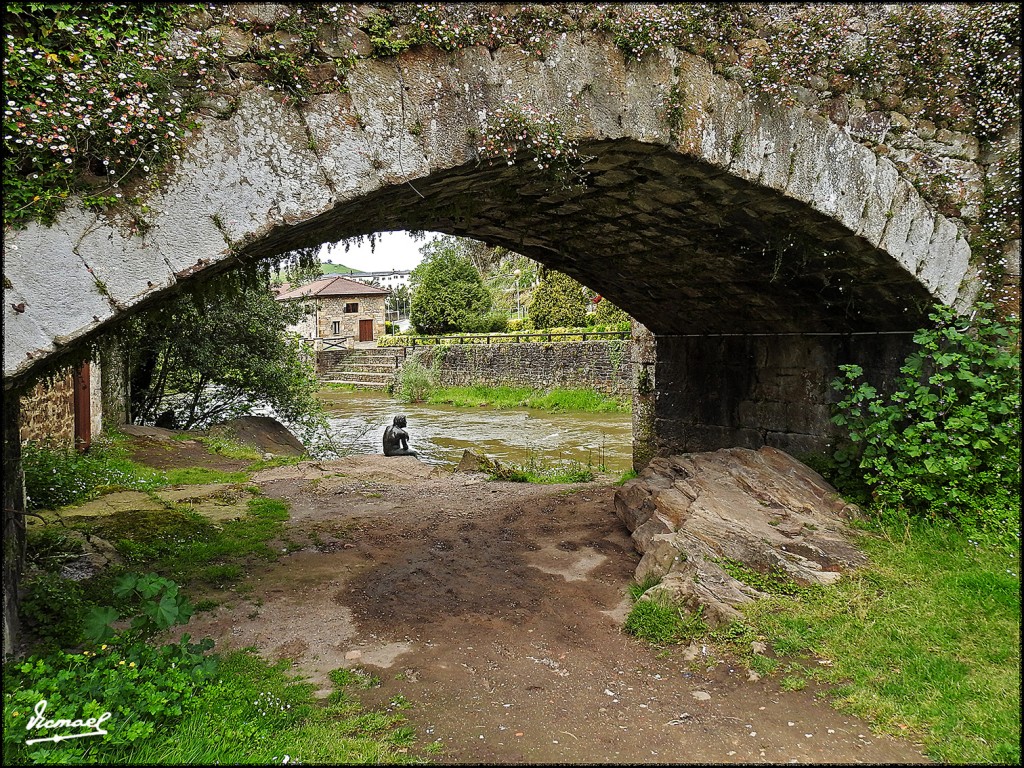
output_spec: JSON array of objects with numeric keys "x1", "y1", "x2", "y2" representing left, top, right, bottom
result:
[{"x1": 320, "y1": 262, "x2": 358, "y2": 275}]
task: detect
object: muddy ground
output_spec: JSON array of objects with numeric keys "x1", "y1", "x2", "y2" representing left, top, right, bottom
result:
[{"x1": 129, "y1": 435, "x2": 929, "y2": 764}]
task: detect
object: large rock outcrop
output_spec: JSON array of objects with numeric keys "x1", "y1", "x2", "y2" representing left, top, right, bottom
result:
[{"x1": 614, "y1": 446, "x2": 865, "y2": 626}]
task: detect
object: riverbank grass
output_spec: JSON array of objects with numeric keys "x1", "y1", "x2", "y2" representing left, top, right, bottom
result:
[
  {"x1": 428, "y1": 384, "x2": 628, "y2": 412},
  {"x1": 397, "y1": 381, "x2": 629, "y2": 413},
  {"x1": 738, "y1": 522, "x2": 1019, "y2": 764}
]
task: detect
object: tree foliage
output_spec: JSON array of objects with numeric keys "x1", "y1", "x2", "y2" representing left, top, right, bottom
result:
[
  {"x1": 409, "y1": 237, "x2": 494, "y2": 334},
  {"x1": 590, "y1": 296, "x2": 632, "y2": 327},
  {"x1": 830, "y1": 303, "x2": 1020, "y2": 544},
  {"x1": 528, "y1": 269, "x2": 590, "y2": 329},
  {"x1": 273, "y1": 245, "x2": 323, "y2": 287},
  {"x1": 120, "y1": 272, "x2": 325, "y2": 435}
]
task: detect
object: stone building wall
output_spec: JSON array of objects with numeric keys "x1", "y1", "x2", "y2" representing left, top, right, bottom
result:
[
  {"x1": 19, "y1": 371, "x2": 75, "y2": 447},
  {"x1": 317, "y1": 295, "x2": 387, "y2": 341},
  {"x1": 414, "y1": 340, "x2": 632, "y2": 397}
]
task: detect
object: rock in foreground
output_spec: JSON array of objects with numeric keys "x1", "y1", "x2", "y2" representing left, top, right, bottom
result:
[
  {"x1": 210, "y1": 415, "x2": 306, "y2": 457},
  {"x1": 614, "y1": 446, "x2": 865, "y2": 627}
]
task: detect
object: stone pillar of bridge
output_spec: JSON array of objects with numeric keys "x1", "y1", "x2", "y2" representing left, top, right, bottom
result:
[
  {"x1": 3, "y1": 394, "x2": 27, "y2": 659},
  {"x1": 630, "y1": 320, "x2": 658, "y2": 471},
  {"x1": 646, "y1": 333, "x2": 916, "y2": 460}
]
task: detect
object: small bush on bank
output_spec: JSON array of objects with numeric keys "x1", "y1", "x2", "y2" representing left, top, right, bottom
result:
[{"x1": 392, "y1": 358, "x2": 435, "y2": 403}]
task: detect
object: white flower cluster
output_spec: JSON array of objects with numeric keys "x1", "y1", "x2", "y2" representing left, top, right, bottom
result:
[{"x1": 478, "y1": 97, "x2": 579, "y2": 174}]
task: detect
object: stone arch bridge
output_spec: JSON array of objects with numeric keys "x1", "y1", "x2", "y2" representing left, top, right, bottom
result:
[{"x1": 4, "y1": 31, "x2": 979, "y2": 465}]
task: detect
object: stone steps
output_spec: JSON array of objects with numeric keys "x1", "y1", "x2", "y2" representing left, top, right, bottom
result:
[
  {"x1": 318, "y1": 347, "x2": 406, "y2": 390},
  {"x1": 328, "y1": 362, "x2": 398, "y2": 374},
  {"x1": 322, "y1": 371, "x2": 394, "y2": 386}
]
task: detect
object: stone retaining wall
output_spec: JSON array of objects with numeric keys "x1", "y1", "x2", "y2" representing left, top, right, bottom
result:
[
  {"x1": 413, "y1": 340, "x2": 632, "y2": 397},
  {"x1": 19, "y1": 372, "x2": 76, "y2": 447}
]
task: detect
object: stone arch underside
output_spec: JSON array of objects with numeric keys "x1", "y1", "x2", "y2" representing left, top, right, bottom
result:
[{"x1": 5, "y1": 34, "x2": 976, "y2": 413}]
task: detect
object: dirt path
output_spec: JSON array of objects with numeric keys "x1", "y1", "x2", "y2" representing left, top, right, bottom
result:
[{"x1": 155, "y1": 447, "x2": 929, "y2": 764}]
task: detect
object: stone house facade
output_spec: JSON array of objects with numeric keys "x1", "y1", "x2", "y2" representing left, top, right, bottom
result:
[{"x1": 276, "y1": 276, "x2": 389, "y2": 347}]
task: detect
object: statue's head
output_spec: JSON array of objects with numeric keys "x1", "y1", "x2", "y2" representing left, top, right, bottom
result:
[{"x1": 393, "y1": 414, "x2": 407, "y2": 428}]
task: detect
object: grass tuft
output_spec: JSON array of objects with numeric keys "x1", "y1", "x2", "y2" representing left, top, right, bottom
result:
[{"x1": 623, "y1": 594, "x2": 708, "y2": 645}]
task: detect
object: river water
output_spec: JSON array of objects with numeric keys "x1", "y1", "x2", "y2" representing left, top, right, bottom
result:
[{"x1": 317, "y1": 390, "x2": 634, "y2": 473}]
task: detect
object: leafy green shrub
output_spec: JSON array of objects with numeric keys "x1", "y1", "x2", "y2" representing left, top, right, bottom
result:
[
  {"x1": 393, "y1": 358, "x2": 436, "y2": 403},
  {"x1": 377, "y1": 333, "x2": 416, "y2": 348},
  {"x1": 830, "y1": 304, "x2": 1020, "y2": 544},
  {"x1": 3, "y1": 634, "x2": 216, "y2": 764},
  {"x1": 21, "y1": 441, "x2": 156, "y2": 511},
  {"x1": 589, "y1": 297, "x2": 631, "y2": 326},
  {"x1": 84, "y1": 573, "x2": 196, "y2": 644},
  {"x1": 489, "y1": 455, "x2": 595, "y2": 484},
  {"x1": 506, "y1": 317, "x2": 533, "y2": 332},
  {"x1": 485, "y1": 311, "x2": 509, "y2": 333},
  {"x1": 409, "y1": 245, "x2": 493, "y2": 334},
  {"x1": 717, "y1": 559, "x2": 804, "y2": 596},
  {"x1": 25, "y1": 527, "x2": 84, "y2": 573},
  {"x1": 527, "y1": 270, "x2": 590, "y2": 329},
  {"x1": 20, "y1": 572, "x2": 89, "y2": 649}
]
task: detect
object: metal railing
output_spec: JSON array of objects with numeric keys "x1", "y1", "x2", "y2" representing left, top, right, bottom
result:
[{"x1": 406, "y1": 330, "x2": 629, "y2": 346}]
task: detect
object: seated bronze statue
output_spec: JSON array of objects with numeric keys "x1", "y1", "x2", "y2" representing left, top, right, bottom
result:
[{"x1": 383, "y1": 414, "x2": 418, "y2": 457}]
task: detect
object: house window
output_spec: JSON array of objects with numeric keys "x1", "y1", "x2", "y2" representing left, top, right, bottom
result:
[
  {"x1": 344, "y1": 302, "x2": 358, "y2": 313},
  {"x1": 331, "y1": 321, "x2": 341, "y2": 336}
]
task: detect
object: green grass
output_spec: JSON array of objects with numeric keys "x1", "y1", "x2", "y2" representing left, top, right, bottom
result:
[
  {"x1": 62, "y1": 494, "x2": 292, "y2": 591},
  {"x1": 425, "y1": 384, "x2": 629, "y2": 413},
  {"x1": 738, "y1": 522, "x2": 1020, "y2": 764},
  {"x1": 6, "y1": 648, "x2": 422, "y2": 765},
  {"x1": 22, "y1": 433, "x2": 305, "y2": 516},
  {"x1": 193, "y1": 435, "x2": 263, "y2": 461},
  {"x1": 615, "y1": 469, "x2": 638, "y2": 486},
  {"x1": 320, "y1": 382, "x2": 360, "y2": 392},
  {"x1": 160, "y1": 466, "x2": 252, "y2": 485},
  {"x1": 623, "y1": 594, "x2": 708, "y2": 645},
  {"x1": 23, "y1": 439, "x2": 254, "y2": 511},
  {"x1": 489, "y1": 454, "x2": 595, "y2": 484},
  {"x1": 319, "y1": 262, "x2": 358, "y2": 275},
  {"x1": 627, "y1": 574, "x2": 662, "y2": 601}
]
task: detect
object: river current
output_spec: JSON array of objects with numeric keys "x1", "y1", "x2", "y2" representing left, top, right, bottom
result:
[{"x1": 317, "y1": 390, "x2": 634, "y2": 473}]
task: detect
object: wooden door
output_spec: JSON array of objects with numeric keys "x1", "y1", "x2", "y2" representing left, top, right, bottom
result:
[
  {"x1": 359, "y1": 319, "x2": 374, "y2": 342},
  {"x1": 73, "y1": 361, "x2": 91, "y2": 452}
]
